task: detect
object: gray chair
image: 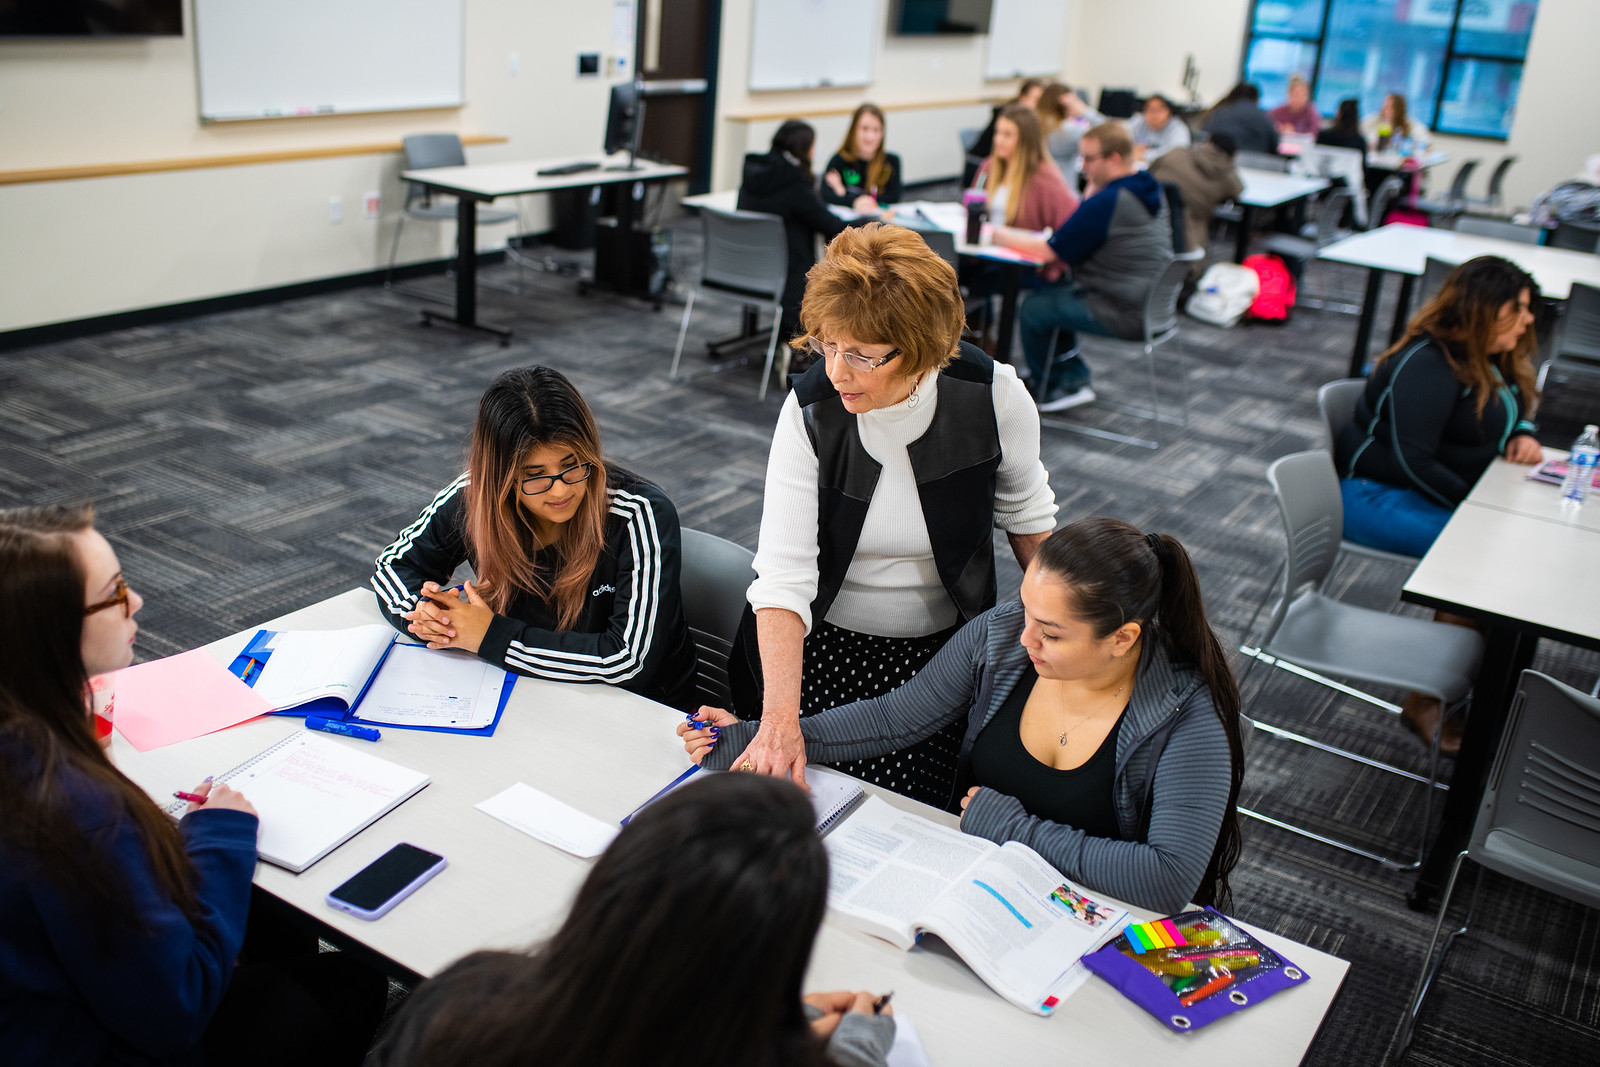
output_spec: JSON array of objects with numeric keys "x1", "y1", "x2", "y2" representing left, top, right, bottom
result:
[
  {"x1": 679, "y1": 529, "x2": 756, "y2": 710},
  {"x1": 1419, "y1": 255, "x2": 1457, "y2": 307},
  {"x1": 1396, "y1": 671, "x2": 1600, "y2": 1054},
  {"x1": 1415, "y1": 158, "x2": 1481, "y2": 222},
  {"x1": 1462, "y1": 154, "x2": 1517, "y2": 216},
  {"x1": 670, "y1": 206, "x2": 789, "y2": 400},
  {"x1": 900, "y1": 223, "x2": 958, "y2": 270},
  {"x1": 1368, "y1": 175, "x2": 1407, "y2": 229},
  {"x1": 385, "y1": 134, "x2": 519, "y2": 289},
  {"x1": 1261, "y1": 188, "x2": 1358, "y2": 312},
  {"x1": 1237, "y1": 450, "x2": 1484, "y2": 868},
  {"x1": 1550, "y1": 220, "x2": 1600, "y2": 253},
  {"x1": 1454, "y1": 215, "x2": 1542, "y2": 244},
  {"x1": 1036, "y1": 248, "x2": 1204, "y2": 450},
  {"x1": 1236, "y1": 150, "x2": 1290, "y2": 173},
  {"x1": 1315, "y1": 379, "x2": 1421, "y2": 567},
  {"x1": 1540, "y1": 280, "x2": 1600, "y2": 391}
]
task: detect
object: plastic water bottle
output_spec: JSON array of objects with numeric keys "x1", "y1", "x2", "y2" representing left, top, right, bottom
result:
[{"x1": 1562, "y1": 424, "x2": 1600, "y2": 507}]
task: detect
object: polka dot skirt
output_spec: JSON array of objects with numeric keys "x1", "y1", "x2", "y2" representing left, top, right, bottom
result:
[{"x1": 801, "y1": 621, "x2": 964, "y2": 812}]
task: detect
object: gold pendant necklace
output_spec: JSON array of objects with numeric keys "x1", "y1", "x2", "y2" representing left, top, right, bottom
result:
[{"x1": 1057, "y1": 683, "x2": 1127, "y2": 747}]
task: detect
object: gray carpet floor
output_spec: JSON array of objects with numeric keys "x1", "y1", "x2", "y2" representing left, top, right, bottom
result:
[{"x1": 3, "y1": 200, "x2": 1598, "y2": 1066}]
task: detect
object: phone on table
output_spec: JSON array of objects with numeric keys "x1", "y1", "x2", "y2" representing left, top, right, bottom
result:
[{"x1": 326, "y1": 843, "x2": 447, "y2": 921}]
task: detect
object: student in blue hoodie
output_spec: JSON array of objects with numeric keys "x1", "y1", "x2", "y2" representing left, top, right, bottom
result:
[
  {"x1": 0, "y1": 505, "x2": 384, "y2": 1066},
  {"x1": 993, "y1": 123, "x2": 1173, "y2": 412}
]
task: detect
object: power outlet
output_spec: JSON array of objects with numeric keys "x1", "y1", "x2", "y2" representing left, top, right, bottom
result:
[
  {"x1": 329, "y1": 195, "x2": 343, "y2": 224},
  {"x1": 508, "y1": 52, "x2": 519, "y2": 76},
  {"x1": 363, "y1": 191, "x2": 381, "y2": 219}
]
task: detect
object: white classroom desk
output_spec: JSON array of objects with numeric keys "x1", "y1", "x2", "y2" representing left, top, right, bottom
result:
[
  {"x1": 113, "y1": 589, "x2": 1347, "y2": 1066},
  {"x1": 1318, "y1": 223, "x2": 1600, "y2": 376},
  {"x1": 1461, "y1": 446, "x2": 1600, "y2": 534},
  {"x1": 1230, "y1": 168, "x2": 1330, "y2": 262}
]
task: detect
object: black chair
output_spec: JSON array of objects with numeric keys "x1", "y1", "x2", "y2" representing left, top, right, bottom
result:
[
  {"x1": 1097, "y1": 88, "x2": 1139, "y2": 120},
  {"x1": 1465, "y1": 154, "x2": 1517, "y2": 216},
  {"x1": 1414, "y1": 159, "x2": 1481, "y2": 223},
  {"x1": 1368, "y1": 175, "x2": 1406, "y2": 229},
  {"x1": 1550, "y1": 220, "x2": 1600, "y2": 253},
  {"x1": 1160, "y1": 182, "x2": 1188, "y2": 253}
]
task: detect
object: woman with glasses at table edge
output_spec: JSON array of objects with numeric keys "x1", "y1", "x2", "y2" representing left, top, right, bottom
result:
[
  {"x1": 372, "y1": 365, "x2": 699, "y2": 710},
  {"x1": 722, "y1": 223, "x2": 1058, "y2": 810}
]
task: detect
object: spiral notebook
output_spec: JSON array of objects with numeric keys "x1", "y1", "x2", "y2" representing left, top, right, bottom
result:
[{"x1": 164, "y1": 731, "x2": 429, "y2": 872}]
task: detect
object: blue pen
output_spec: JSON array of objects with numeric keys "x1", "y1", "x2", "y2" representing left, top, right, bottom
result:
[{"x1": 306, "y1": 717, "x2": 381, "y2": 742}]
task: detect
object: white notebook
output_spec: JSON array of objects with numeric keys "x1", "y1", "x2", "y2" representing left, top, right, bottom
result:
[{"x1": 165, "y1": 731, "x2": 430, "y2": 872}]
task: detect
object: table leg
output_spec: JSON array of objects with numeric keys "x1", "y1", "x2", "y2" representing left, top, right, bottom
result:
[
  {"x1": 1390, "y1": 274, "x2": 1416, "y2": 345},
  {"x1": 1407, "y1": 624, "x2": 1537, "y2": 912},
  {"x1": 993, "y1": 263, "x2": 1023, "y2": 365},
  {"x1": 420, "y1": 194, "x2": 513, "y2": 344},
  {"x1": 1347, "y1": 269, "x2": 1383, "y2": 378},
  {"x1": 1234, "y1": 205, "x2": 1255, "y2": 263}
]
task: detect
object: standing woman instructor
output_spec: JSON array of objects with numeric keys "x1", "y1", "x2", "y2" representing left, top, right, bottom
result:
[{"x1": 727, "y1": 223, "x2": 1058, "y2": 808}]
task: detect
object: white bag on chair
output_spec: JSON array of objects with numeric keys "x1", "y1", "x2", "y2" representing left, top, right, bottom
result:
[{"x1": 1185, "y1": 263, "x2": 1259, "y2": 328}]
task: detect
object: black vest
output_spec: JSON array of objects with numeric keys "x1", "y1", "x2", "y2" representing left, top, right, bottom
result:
[{"x1": 729, "y1": 342, "x2": 1004, "y2": 718}]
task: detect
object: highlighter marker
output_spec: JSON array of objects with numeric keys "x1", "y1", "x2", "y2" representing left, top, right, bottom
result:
[
  {"x1": 306, "y1": 717, "x2": 381, "y2": 742},
  {"x1": 1178, "y1": 969, "x2": 1235, "y2": 1008}
]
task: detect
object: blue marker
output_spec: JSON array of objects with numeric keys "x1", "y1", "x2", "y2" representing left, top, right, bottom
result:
[{"x1": 306, "y1": 717, "x2": 381, "y2": 742}]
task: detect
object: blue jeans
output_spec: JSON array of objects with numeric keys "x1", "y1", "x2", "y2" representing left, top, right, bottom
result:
[
  {"x1": 1339, "y1": 478, "x2": 1454, "y2": 558},
  {"x1": 1019, "y1": 281, "x2": 1115, "y2": 393}
]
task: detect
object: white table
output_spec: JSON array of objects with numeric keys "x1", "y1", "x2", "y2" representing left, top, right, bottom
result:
[
  {"x1": 1366, "y1": 150, "x2": 1450, "y2": 173},
  {"x1": 1231, "y1": 169, "x2": 1331, "y2": 262},
  {"x1": 1401, "y1": 453, "x2": 1600, "y2": 909},
  {"x1": 399, "y1": 154, "x2": 687, "y2": 343},
  {"x1": 113, "y1": 589, "x2": 1347, "y2": 1065},
  {"x1": 1318, "y1": 223, "x2": 1600, "y2": 376}
]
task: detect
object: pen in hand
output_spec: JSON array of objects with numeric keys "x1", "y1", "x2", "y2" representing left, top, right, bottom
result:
[
  {"x1": 172, "y1": 790, "x2": 208, "y2": 804},
  {"x1": 872, "y1": 991, "x2": 893, "y2": 1015}
]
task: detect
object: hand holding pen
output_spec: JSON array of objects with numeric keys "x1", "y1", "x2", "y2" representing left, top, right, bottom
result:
[
  {"x1": 803, "y1": 990, "x2": 893, "y2": 1039},
  {"x1": 677, "y1": 707, "x2": 736, "y2": 763},
  {"x1": 173, "y1": 777, "x2": 257, "y2": 816}
]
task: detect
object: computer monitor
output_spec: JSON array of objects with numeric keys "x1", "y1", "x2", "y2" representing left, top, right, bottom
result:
[{"x1": 603, "y1": 81, "x2": 645, "y2": 171}]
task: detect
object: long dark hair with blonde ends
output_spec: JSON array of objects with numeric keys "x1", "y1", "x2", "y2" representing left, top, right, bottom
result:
[
  {"x1": 836, "y1": 102, "x2": 891, "y2": 194},
  {"x1": 0, "y1": 505, "x2": 201, "y2": 941},
  {"x1": 1382, "y1": 255, "x2": 1540, "y2": 417},
  {"x1": 1034, "y1": 518, "x2": 1245, "y2": 912},
  {"x1": 988, "y1": 103, "x2": 1049, "y2": 226},
  {"x1": 464, "y1": 367, "x2": 609, "y2": 631}
]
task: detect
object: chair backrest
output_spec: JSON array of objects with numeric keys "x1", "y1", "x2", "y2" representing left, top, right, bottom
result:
[
  {"x1": 679, "y1": 529, "x2": 757, "y2": 709},
  {"x1": 902, "y1": 224, "x2": 958, "y2": 270},
  {"x1": 400, "y1": 134, "x2": 468, "y2": 207},
  {"x1": 698, "y1": 206, "x2": 788, "y2": 303},
  {"x1": 1420, "y1": 256, "x2": 1457, "y2": 306},
  {"x1": 1369, "y1": 175, "x2": 1406, "y2": 228},
  {"x1": 1561, "y1": 281, "x2": 1600, "y2": 360},
  {"x1": 1262, "y1": 451, "x2": 1344, "y2": 638},
  {"x1": 1550, "y1": 220, "x2": 1600, "y2": 253},
  {"x1": 1301, "y1": 145, "x2": 1368, "y2": 227},
  {"x1": 1447, "y1": 159, "x2": 1481, "y2": 202},
  {"x1": 1097, "y1": 87, "x2": 1139, "y2": 119},
  {"x1": 1144, "y1": 249, "x2": 1205, "y2": 340},
  {"x1": 1486, "y1": 154, "x2": 1517, "y2": 204},
  {"x1": 1237, "y1": 151, "x2": 1290, "y2": 173},
  {"x1": 1316, "y1": 378, "x2": 1365, "y2": 453},
  {"x1": 1455, "y1": 215, "x2": 1542, "y2": 244},
  {"x1": 1470, "y1": 670, "x2": 1600, "y2": 909},
  {"x1": 959, "y1": 127, "x2": 982, "y2": 155},
  {"x1": 1309, "y1": 188, "x2": 1353, "y2": 249}
]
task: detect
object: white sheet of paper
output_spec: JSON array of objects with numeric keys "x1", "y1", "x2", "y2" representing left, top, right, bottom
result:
[
  {"x1": 476, "y1": 782, "x2": 619, "y2": 858},
  {"x1": 886, "y1": 1015, "x2": 932, "y2": 1067},
  {"x1": 353, "y1": 644, "x2": 505, "y2": 728}
]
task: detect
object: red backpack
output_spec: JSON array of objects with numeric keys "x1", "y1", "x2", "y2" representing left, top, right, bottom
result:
[{"x1": 1243, "y1": 253, "x2": 1297, "y2": 323}]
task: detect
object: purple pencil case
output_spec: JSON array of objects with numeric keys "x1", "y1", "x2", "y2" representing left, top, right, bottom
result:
[{"x1": 1081, "y1": 907, "x2": 1309, "y2": 1033}]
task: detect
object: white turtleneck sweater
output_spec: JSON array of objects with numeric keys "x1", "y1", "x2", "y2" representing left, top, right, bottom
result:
[{"x1": 747, "y1": 363, "x2": 1057, "y2": 638}]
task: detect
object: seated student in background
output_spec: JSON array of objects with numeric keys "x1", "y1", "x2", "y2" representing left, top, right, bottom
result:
[
  {"x1": 971, "y1": 77, "x2": 1046, "y2": 162},
  {"x1": 1127, "y1": 94, "x2": 1190, "y2": 163},
  {"x1": 992, "y1": 123, "x2": 1172, "y2": 412},
  {"x1": 822, "y1": 103, "x2": 903, "y2": 212},
  {"x1": 967, "y1": 103, "x2": 1079, "y2": 306},
  {"x1": 368, "y1": 773, "x2": 896, "y2": 1067},
  {"x1": 1362, "y1": 92, "x2": 1430, "y2": 153},
  {"x1": 374, "y1": 366, "x2": 698, "y2": 710},
  {"x1": 738, "y1": 119, "x2": 871, "y2": 344},
  {"x1": 1316, "y1": 98, "x2": 1367, "y2": 153},
  {"x1": 1200, "y1": 83, "x2": 1278, "y2": 155},
  {"x1": 1269, "y1": 74, "x2": 1321, "y2": 136},
  {"x1": 685, "y1": 518, "x2": 1246, "y2": 915},
  {"x1": 1035, "y1": 81, "x2": 1106, "y2": 189},
  {"x1": 1335, "y1": 257, "x2": 1542, "y2": 750},
  {"x1": 0, "y1": 505, "x2": 385, "y2": 1066},
  {"x1": 1149, "y1": 133, "x2": 1243, "y2": 275}
]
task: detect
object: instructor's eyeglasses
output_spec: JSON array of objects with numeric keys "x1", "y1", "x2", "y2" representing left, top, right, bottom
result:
[
  {"x1": 84, "y1": 575, "x2": 133, "y2": 618},
  {"x1": 520, "y1": 463, "x2": 594, "y2": 496},
  {"x1": 806, "y1": 337, "x2": 901, "y2": 372}
]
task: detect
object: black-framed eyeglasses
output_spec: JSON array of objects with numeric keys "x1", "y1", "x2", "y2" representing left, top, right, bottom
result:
[
  {"x1": 520, "y1": 462, "x2": 594, "y2": 496},
  {"x1": 1078, "y1": 152, "x2": 1105, "y2": 165},
  {"x1": 806, "y1": 337, "x2": 901, "y2": 373},
  {"x1": 84, "y1": 575, "x2": 133, "y2": 618}
]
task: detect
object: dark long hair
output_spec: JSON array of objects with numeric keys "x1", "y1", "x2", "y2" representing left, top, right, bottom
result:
[
  {"x1": 1034, "y1": 518, "x2": 1245, "y2": 911},
  {"x1": 0, "y1": 506, "x2": 201, "y2": 940},
  {"x1": 1382, "y1": 255, "x2": 1540, "y2": 417},
  {"x1": 372, "y1": 774, "x2": 834, "y2": 1067},
  {"x1": 772, "y1": 119, "x2": 817, "y2": 180},
  {"x1": 465, "y1": 366, "x2": 609, "y2": 631},
  {"x1": 1331, "y1": 98, "x2": 1361, "y2": 138},
  {"x1": 836, "y1": 103, "x2": 891, "y2": 193}
]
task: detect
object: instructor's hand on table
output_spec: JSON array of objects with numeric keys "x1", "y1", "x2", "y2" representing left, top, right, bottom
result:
[
  {"x1": 804, "y1": 990, "x2": 891, "y2": 1039},
  {"x1": 406, "y1": 581, "x2": 492, "y2": 653},
  {"x1": 677, "y1": 707, "x2": 736, "y2": 762},
  {"x1": 1504, "y1": 435, "x2": 1543, "y2": 464},
  {"x1": 730, "y1": 717, "x2": 809, "y2": 789}
]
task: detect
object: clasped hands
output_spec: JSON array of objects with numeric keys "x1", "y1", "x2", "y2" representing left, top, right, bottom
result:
[{"x1": 404, "y1": 581, "x2": 493, "y2": 654}]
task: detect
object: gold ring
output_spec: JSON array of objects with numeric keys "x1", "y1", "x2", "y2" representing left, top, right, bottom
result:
[{"x1": 739, "y1": 760, "x2": 755, "y2": 771}]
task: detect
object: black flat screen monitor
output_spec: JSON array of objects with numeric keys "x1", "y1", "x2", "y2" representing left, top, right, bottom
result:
[
  {"x1": 603, "y1": 82, "x2": 644, "y2": 171},
  {"x1": 892, "y1": 0, "x2": 992, "y2": 35},
  {"x1": 1, "y1": 0, "x2": 182, "y2": 36}
]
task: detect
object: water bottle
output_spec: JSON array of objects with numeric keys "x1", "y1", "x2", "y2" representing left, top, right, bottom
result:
[{"x1": 1562, "y1": 424, "x2": 1600, "y2": 507}]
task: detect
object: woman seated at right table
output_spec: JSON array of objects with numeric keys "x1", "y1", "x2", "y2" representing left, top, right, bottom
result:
[
  {"x1": 1362, "y1": 92, "x2": 1430, "y2": 154},
  {"x1": 821, "y1": 103, "x2": 903, "y2": 213},
  {"x1": 966, "y1": 103, "x2": 1078, "y2": 308},
  {"x1": 687, "y1": 519, "x2": 1246, "y2": 915}
]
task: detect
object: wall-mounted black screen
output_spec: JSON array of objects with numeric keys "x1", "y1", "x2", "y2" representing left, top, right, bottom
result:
[
  {"x1": 892, "y1": 0, "x2": 993, "y2": 36},
  {"x1": 1, "y1": 0, "x2": 183, "y2": 37}
]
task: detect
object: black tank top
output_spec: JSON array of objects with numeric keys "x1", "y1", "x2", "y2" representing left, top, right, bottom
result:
[{"x1": 968, "y1": 672, "x2": 1125, "y2": 841}]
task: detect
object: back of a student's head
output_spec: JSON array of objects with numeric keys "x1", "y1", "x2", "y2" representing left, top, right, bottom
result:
[
  {"x1": 372, "y1": 773, "x2": 832, "y2": 1067},
  {"x1": 1208, "y1": 132, "x2": 1238, "y2": 158},
  {"x1": 772, "y1": 119, "x2": 816, "y2": 163}
]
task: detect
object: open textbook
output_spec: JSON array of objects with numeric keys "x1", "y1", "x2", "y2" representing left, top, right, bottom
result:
[{"x1": 824, "y1": 796, "x2": 1130, "y2": 1015}]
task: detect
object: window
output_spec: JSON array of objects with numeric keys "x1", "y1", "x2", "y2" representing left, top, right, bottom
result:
[{"x1": 1241, "y1": 0, "x2": 1540, "y2": 140}]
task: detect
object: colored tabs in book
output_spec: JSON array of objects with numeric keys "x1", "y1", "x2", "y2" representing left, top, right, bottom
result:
[{"x1": 113, "y1": 649, "x2": 275, "y2": 752}]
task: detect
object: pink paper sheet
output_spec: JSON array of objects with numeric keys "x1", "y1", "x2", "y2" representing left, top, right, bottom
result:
[{"x1": 113, "y1": 649, "x2": 273, "y2": 752}]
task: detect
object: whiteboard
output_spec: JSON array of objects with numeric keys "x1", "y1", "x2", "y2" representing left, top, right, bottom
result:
[
  {"x1": 984, "y1": 0, "x2": 1068, "y2": 81},
  {"x1": 748, "y1": 0, "x2": 878, "y2": 92},
  {"x1": 195, "y1": 0, "x2": 464, "y2": 123}
]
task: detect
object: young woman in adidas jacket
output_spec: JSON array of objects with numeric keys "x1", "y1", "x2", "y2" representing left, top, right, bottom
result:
[{"x1": 372, "y1": 366, "x2": 698, "y2": 710}]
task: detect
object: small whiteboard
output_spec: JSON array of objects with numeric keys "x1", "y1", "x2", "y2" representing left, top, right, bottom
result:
[
  {"x1": 749, "y1": 0, "x2": 878, "y2": 92},
  {"x1": 984, "y1": 0, "x2": 1068, "y2": 81},
  {"x1": 195, "y1": 0, "x2": 464, "y2": 123}
]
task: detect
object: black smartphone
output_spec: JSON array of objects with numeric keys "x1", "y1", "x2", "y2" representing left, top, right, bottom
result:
[{"x1": 326, "y1": 843, "x2": 447, "y2": 921}]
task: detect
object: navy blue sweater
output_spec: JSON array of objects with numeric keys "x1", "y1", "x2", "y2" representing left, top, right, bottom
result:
[{"x1": 0, "y1": 763, "x2": 258, "y2": 1065}]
